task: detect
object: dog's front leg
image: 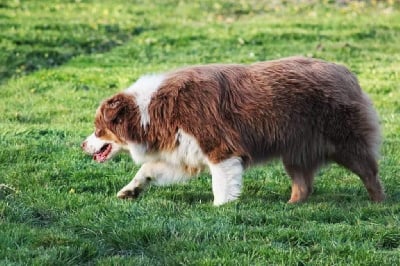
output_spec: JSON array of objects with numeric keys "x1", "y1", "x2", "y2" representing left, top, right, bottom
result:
[
  {"x1": 117, "y1": 161, "x2": 189, "y2": 199},
  {"x1": 116, "y1": 164, "x2": 150, "y2": 199},
  {"x1": 208, "y1": 157, "x2": 244, "y2": 206}
]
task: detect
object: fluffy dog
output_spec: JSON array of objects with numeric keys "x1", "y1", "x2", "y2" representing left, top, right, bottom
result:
[{"x1": 81, "y1": 57, "x2": 384, "y2": 205}]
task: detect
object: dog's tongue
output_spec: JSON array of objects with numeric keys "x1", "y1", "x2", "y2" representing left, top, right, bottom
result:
[
  {"x1": 93, "y1": 153, "x2": 104, "y2": 162},
  {"x1": 93, "y1": 144, "x2": 112, "y2": 163}
]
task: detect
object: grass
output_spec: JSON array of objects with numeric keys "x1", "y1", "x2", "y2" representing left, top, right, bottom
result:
[{"x1": 1, "y1": 0, "x2": 400, "y2": 265}]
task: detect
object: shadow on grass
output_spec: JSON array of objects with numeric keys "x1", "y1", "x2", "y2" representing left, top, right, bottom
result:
[{"x1": 0, "y1": 22, "x2": 149, "y2": 83}]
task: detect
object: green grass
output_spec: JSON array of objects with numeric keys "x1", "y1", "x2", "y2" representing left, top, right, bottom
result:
[{"x1": 1, "y1": 0, "x2": 400, "y2": 265}]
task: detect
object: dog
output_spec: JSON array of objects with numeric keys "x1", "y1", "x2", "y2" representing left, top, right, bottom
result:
[{"x1": 81, "y1": 56, "x2": 384, "y2": 205}]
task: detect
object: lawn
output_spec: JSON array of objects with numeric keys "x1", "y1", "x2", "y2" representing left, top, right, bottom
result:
[{"x1": 1, "y1": 0, "x2": 400, "y2": 265}]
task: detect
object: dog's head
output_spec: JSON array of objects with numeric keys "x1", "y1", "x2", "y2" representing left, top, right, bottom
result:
[{"x1": 81, "y1": 93, "x2": 144, "y2": 163}]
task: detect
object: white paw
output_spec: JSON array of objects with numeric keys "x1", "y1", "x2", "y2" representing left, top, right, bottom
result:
[
  {"x1": 117, "y1": 186, "x2": 143, "y2": 199},
  {"x1": 213, "y1": 195, "x2": 239, "y2": 206}
]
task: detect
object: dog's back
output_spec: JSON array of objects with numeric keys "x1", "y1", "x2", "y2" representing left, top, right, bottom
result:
[{"x1": 154, "y1": 57, "x2": 379, "y2": 166}]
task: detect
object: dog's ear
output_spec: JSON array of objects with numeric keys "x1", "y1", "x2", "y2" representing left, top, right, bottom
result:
[{"x1": 102, "y1": 95, "x2": 127, "y2": 123}]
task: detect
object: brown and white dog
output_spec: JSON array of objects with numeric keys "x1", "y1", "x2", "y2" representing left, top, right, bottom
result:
[{"x1": 82, "y1": 57, "x2": 384, "y2": 205}]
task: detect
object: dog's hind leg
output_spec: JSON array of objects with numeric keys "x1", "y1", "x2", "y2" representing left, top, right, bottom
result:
[
  {"x1": 283, "y1": 160, "x2": 319, "y2": 203},
  {"x1": 332, "y1": 152, "x2": 385, "y2": 202}
]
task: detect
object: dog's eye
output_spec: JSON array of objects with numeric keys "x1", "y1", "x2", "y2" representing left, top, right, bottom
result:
[{"x1": 95, "y1": 128, "x2": 104, "y2": 137}]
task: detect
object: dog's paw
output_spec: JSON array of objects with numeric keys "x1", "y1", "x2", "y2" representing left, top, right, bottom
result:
[{"x1": 117, "y1": 187, "x2": 143, "y2": 199}]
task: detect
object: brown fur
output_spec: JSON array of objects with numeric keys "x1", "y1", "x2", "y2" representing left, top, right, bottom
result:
[
  {"x1": 95, "y1": 93, "x2": 144, "y2": 145},
  {"x1": 95, "y1": 56, "x2": 384, "y2": 202}
]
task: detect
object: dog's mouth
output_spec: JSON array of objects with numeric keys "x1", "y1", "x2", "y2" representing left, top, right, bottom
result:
[{"x1": 93, "y1": 143, "x2": 112, "y2": 163}]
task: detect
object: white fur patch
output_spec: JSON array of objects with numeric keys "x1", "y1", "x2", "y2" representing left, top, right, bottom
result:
[
  {"x1": 127, "y1": 142, "x2": 148, "y2": 165},
  {"x1": 125, "y1": 74, "x2": 165, "y2": 129},
  {"x1": 127, "y1": 129, "x2": 207, "y2": 169},
  {"x1": 208, "y1": 157, "x2": 243, "y2": 206},
  {"x1": 83, "y1": 133, "x2": 106, "y2": 154},
  {"x1": 140, "y1": 162, "x2": 189, "y2": 186},
  {"x1": 164, "y1": 130, "x2": 207, "y2": 168}
]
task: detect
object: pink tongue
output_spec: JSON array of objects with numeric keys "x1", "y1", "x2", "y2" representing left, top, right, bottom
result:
[
  {"x1": 93, "y1": 144, "x2": 111, "y2": 163},
  {"x1": 93, "y1": 153, "x2": 105, "y2": 162}
]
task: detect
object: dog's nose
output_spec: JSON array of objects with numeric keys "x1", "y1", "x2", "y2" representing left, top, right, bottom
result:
[{"x1": 81, "y1": 141, "x2": 87, "y2": 150}]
